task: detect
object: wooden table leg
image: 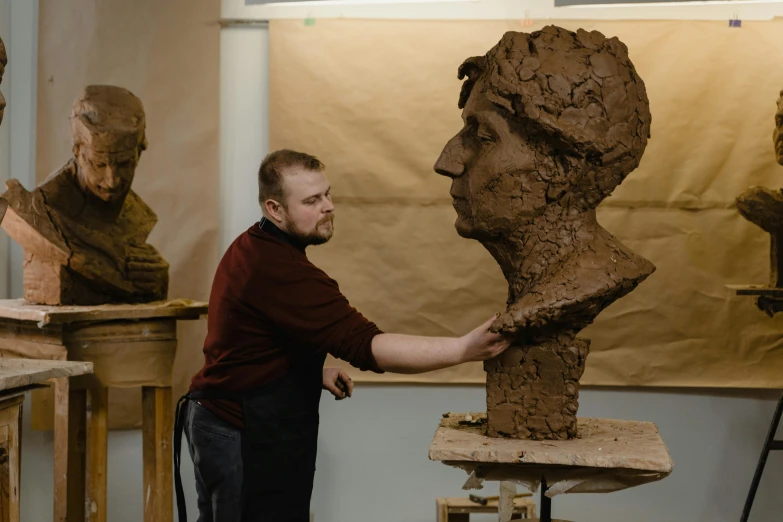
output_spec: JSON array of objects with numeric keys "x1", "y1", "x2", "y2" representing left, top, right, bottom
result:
[
  {"x1": 54, "y1": 378, "x2": 86, "y2": 522},
  {"x1": 86, "y1": 388, "x2": 108, "y2": 522},
  {"x1": 142, "y1": 386, "x2": 173, "y2": 522},
  {"x1": 499, "y1": 482, "x2": 517, "y2": 522},
  {"x1": 7, "y1": 401, "x2": 20, "y2": 522},
  {"x1": 0, "y1": 396, "x2": 25, "y2": 522}
]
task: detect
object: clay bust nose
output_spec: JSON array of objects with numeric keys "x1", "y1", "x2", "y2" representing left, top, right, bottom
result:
[
  {"x1": 103, "y1": 168, "x2": 121, "y2": 189},
  {"x1": 434, "y1": 149, "x2": 464, "y2": 179}
]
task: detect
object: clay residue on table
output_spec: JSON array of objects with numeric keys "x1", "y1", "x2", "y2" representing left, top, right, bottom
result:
[
  {"x1": 431, "y1": 413, "x2": 673, "y2": 474},
  {"x1": 434, "y1": 26, "x2": 655, "y2": 439}
]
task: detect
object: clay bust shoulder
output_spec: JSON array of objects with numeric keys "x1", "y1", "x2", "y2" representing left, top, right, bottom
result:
[{"x1": 493, "y1": 224, "x2": 654, "y2": 336}]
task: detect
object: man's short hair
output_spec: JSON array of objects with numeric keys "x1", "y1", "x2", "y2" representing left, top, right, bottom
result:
[{"x1": 258, "y1": 149, "x2": 325, "y2": 207}]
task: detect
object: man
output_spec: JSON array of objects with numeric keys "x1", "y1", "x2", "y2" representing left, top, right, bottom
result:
[
  {"x1": 176, "y1": 149, "x2": 509, "y2": 522},
  {"x1": 0, "y1": 85, "x2": 168, "y2": 304}
]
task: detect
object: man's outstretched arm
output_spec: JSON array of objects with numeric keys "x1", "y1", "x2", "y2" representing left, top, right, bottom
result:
[{"x1": 371, "y1": 315, "x2": 510, "y2": 374}]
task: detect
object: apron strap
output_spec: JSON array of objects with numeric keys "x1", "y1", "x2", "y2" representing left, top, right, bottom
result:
[
  {"x1": 173, "y1": 391, "x2": 245, "y2": 522},
  {"x1": 173, "y1": 393, "x2": 191, "y2": 522}
]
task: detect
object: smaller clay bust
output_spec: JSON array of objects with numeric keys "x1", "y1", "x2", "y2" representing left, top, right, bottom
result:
[
  {"x1": 0, "y1": 85, "x2": 169, "y2": 305},
  {"x1": 736, "y1": 90, "x2": 783, "y2": 287}
]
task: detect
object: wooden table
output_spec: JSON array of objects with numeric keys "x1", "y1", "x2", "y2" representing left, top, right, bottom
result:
[
  {"x1": 430, "y1": 413, "x2": 674, "y2": 522},
  {"x1": 0, "y1": 299, "x2": 207, "y2": 522},
  {"x1": 0, "y1": 358, "x2": 93, "y2": 521},
  {"x1": 437, "y1": 496, "x2": 536, "y2": 521}
]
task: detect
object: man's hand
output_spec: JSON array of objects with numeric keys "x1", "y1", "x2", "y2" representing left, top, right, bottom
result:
[
  {"x1": 459, "y1": 314, "x2": 512, "y2": 362},
  {"x1": 322, "y1": 368, "x2": 353, "y2": 400}
]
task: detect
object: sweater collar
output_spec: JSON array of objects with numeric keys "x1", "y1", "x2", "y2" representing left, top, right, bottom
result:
[{"x1": 258, "y1": 217, "x2": 306, "y2": 253}]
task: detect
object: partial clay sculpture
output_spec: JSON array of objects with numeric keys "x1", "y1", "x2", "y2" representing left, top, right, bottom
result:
[
  {"x1": 0, "y1": 36, "x2": 6, "y2": 127},
  {"x1": 434, "y1": 26, "x2": 655, "y2": 440},
  {"x1": 0, "y1": 85, "x2": 169, "y2": 305},
  {"x1": 736, "y1": 91, "x2": 783, "y2": 287},
  {"x1": 0, "y1": 37, "x2": 8, "y2": 223}
]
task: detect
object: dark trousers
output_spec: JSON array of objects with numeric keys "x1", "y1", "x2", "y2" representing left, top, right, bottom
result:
[{"x1": 184, "y1": 400, "x2": 319, "y2": 522}]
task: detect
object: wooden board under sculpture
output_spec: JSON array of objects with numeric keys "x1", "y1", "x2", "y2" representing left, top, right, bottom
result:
[
  {"x1": 433, "y1": 26, "x2": 655, "y2": 441},
  {"x1": 0, "y1": 84, "x2": 168, "y2": 305}
]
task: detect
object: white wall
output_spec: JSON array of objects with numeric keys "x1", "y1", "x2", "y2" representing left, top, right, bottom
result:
[
  {"x1": 223, "y1": 0, "x2": 783, "y2": 22},
  {"x1": 4, "y1": 0, "x2": 783, "y2": 521}
]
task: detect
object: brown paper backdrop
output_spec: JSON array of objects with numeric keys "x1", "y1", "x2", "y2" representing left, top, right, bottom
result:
[
  {"x1": 270, "y1": 18, "x2": 783, "y2": 387},
  {"x1": 33, "y1": 0, "x2": 219, "y2": 428}
]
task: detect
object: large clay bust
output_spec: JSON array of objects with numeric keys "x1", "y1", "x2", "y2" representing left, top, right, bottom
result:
[
  {"x1": 736, "y1": 90, "x2": 783, "y2": 288},
  {"x1": 434, "y1": 27, "x2": 655, "y2": 439},
  {"x1": 0, "y1": 85, "x2": 169, "y2": 305}
]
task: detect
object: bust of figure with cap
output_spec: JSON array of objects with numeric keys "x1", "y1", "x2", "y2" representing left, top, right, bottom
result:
[{"x1": 0, "y1": 84, "x2": 169, "y2": 305}]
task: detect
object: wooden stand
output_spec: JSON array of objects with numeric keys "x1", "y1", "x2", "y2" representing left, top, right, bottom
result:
[
  {"x1": 0, "y1": 299, "x2": 206, "y2": 522},
  {"x1": 728, "y1": 286, "x2": 783, "y2": 520},
  {"x1": 437, "y1": 494, "x2": 536, "y2": 521},
  {"x1": 429, "y1": 413, "x2": 673, "y2": 522},
  {"x1": 0, "y1": 358, "x2": 93, "y2": 521}
]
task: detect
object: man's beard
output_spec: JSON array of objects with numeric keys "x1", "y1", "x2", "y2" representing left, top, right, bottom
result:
[{"x1": 288, "y1": 214, "x2": 335, "y2": 246}]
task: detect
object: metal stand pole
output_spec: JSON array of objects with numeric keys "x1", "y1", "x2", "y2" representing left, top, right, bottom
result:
[
  {"x1": 740, "y1": 391, "x2": 783, "y2": 522},
  {"x1": 540, "y1": 476, "x2": 552, "y2": 522}
]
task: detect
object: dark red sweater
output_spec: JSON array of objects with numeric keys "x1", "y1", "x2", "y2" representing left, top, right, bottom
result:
[{"x1": 190, "y1": 220, "x2": 384, "y2": 426}]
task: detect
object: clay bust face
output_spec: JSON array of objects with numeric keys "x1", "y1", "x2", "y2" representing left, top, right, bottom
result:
[
  {"x1": 70, "y1": 85, "x2": 147, "y2": 204},
  {"x1": 74, "y1": 145, "x2": 139, "y2": 203},
  {"x1": 434, "y1": 28, "x2": 651, "y2": 244},
  {"x1": 435, "y1": 79, "x2": 548, "y2": 240},
  {"x1": 0, "y1": 37, "x2": 7, "y2": 126},
  {"x1": 775, "y1": 90, "x2": 783, "y2": 166}
]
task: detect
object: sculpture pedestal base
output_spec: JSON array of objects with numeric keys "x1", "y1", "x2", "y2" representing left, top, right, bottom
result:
[
  {"x1": 485, "y1": 338, "x2": 589, "y2": 440},
  {"x1": 0, "y1": 299, "x2": 206, "y2": 522},
  {"x1": 429, "y1": 412, "x2": 673, "y2": 522}
]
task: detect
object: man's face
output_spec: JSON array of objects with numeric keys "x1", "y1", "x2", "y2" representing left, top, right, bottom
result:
[
  {"x1": 434, "y1": 79, "x2": 548, "y2": 240},
  {"x1": 775, "y1": 92, "x2": 783, "y2": 166},
  {"x1": 278, "y1": 167, "x2": 334, "y2": 246},
  {"x1": 74, "y1": 145, "x2": 138, "y2": 203}
]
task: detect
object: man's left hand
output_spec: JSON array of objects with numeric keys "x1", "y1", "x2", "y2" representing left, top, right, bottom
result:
[{"x1": 322, "y1": 368, "x2": 353, "y2": 400}]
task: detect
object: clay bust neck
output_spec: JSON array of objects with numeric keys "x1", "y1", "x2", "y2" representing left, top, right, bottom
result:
[{"x1": 480, "y1": 205, "x2": 598, "y2": 304}]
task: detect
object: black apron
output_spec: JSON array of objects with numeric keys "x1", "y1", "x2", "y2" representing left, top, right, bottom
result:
[{"x1": 174, "y1": 353, "x2": 325, "y2": 522}]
